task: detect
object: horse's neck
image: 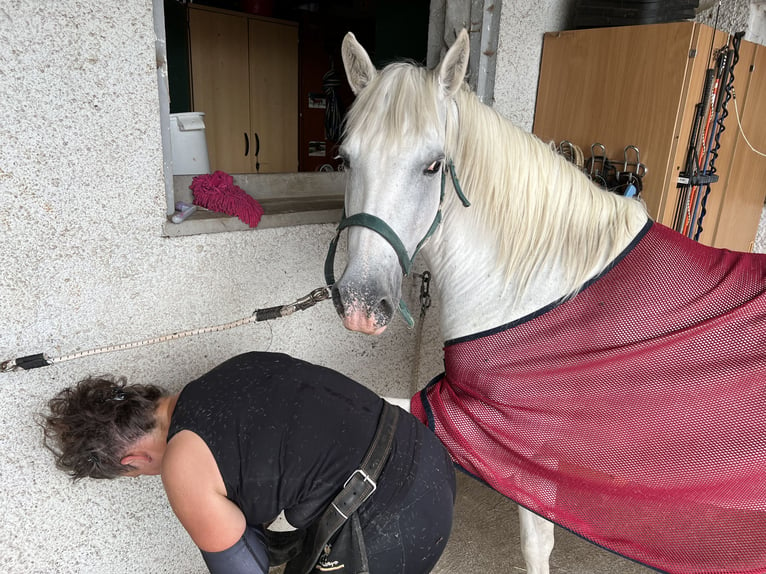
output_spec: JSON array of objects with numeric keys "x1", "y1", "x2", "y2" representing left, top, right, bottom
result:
[
  {"x1": 423, "y1": 220, "x2": 571, "y2": 340},
  {"x1": 424, "y1": 196, "x2": 649, "y2": 342}
]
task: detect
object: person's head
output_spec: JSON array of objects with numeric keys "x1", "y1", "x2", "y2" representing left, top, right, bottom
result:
[{"x1": 42, "y1": 375, "x2": 167, "y2": 480}]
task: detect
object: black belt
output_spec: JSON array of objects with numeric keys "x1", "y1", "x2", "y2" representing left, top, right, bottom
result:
[{"x1": 284, "y1": 401, "x2": 400, "y2": 574}]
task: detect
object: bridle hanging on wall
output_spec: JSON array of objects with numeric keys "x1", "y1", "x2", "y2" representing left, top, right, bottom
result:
[{"x1": 673, "y1": 1, "x2": 743, "y2": 240}]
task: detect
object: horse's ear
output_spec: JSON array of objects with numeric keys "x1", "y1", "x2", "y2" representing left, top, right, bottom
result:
[
  {"x1": 437, "y1": 29, "x2": 470, "y2": 99},
  {"x1": 342, "y1": 32, "x2": 377, "y2": 95}
]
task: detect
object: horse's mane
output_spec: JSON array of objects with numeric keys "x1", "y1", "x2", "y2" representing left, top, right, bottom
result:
[
  {"x1": 344, "y1": 62, "x2": 647, "y2": 301},
  {"x1": 447, "y1": 84, "x2": 648, "y2": 300},
  {"x1": 344, "y1": 63, "x2": 440, "y2": 152}
]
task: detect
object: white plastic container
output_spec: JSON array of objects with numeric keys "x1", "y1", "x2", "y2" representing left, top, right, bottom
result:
[{"x1": 169, "y1": 112, "x2": 211, "y2": 175}]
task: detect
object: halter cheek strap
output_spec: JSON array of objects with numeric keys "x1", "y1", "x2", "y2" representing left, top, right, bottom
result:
[{"x1": 324, "y1": 160, "x2": 469, "y2": 327}]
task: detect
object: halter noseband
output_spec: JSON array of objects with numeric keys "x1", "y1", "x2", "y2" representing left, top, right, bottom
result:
[{"x1": 324, "y1": 160, "x2": 470, "y2": 327}]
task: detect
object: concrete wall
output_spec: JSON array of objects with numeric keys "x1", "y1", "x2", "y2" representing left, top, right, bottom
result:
[
  {"x1": 0, "y1": 1, "x2": 761, "y2": 572},
  {"x1": 0, "y1": 2, "x2": 420, "y2": 572},
  {"x1": 494, "y1": 0, "x2": 572, "y2": 130},
  {"x1": 749, "y1": 1, "x2": 766, "y2": 45}
]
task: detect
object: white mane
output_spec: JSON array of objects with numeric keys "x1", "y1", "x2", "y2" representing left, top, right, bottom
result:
[
  {"x1": 446, "y1": 84, "x2": 648, "y2": 300},
  {"x1": 344, "y1": 63, "x2": 441, "y2": 153},
  {"x1": 344, "y1": 62, "x2": 648, "y2": 301}
]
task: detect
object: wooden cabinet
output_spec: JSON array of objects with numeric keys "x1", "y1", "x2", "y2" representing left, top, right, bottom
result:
[
  {"x1": 188, "y1": 5, "x2": 298, "y2": 174},
  {"x1": 533, "y1": 22, "x2": 766, "y2": 252}
]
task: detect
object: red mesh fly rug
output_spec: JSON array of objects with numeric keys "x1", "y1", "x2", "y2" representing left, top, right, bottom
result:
[{"x1": 411, "y1": 221, "x2": 766, "y2": 573}]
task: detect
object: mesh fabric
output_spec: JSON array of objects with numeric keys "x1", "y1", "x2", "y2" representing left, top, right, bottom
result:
[{"x1": 411, "y1": 222, "x2": 766, "y2": 573}]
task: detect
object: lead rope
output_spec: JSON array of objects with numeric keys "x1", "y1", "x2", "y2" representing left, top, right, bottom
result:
[{"x1": 1, "y1": 287, "x2": 331, "y2": 373}]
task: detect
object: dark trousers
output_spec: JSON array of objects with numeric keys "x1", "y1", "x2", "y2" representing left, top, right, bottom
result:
[
  {"x1": 357, "y1": 419, "x2": 456, "y2": 574},
  {"x1": 266, "y1": 413, "x2": 457, "y2": 574}
]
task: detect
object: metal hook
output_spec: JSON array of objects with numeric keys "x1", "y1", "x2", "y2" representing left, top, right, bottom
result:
[
  {"x1": 623, "y1": 145, "x2": 640, "y2": 174},
  {"x1": 0, "y1": 360, "x2": 17, "y2": 373},
  {"x1": 589, "y1": 143, "x2": 607, "y2": 178},
  {"x1": 621, "y1": 145, "x2": 648, "y2": 179},
  {"x1": 559, "y1": 140, "x2": 585, "y2": 169},
  {"x1": 559, "y1": 140, "x2": 575, "y2": 163}
]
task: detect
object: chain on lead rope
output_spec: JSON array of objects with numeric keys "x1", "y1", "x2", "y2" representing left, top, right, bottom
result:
[
  {"x1": 418, "y1": 271, "x2": 432, "y2": 318},
  {"x1": 411, "y1": 271, "x2": 432, "y2": 395},
  {"x1": 1, "y1": 287, "x2": 331, "y2": 373}
]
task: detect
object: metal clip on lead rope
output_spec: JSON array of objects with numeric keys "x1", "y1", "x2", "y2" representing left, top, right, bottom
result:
[{"x1": 253, "y1": 287, "x2": 331, "y2": 321}]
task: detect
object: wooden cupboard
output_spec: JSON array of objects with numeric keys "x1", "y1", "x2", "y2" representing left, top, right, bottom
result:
[
  {"x1": 533, "y1": 22, "x2": 766, "y2": 252},
  {"x1": 188, "y1": 5, "x2": 298, "y2": 174}
]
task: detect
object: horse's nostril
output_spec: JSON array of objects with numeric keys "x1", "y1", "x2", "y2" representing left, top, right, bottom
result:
[{"x1": 375, "y1": 297, "x2": 395, "y2": 323}]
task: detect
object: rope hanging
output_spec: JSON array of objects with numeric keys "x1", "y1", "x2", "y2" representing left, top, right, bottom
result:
[
  {"x1": 732, "y1": 89, "x2": 766, "y2": 158},
  {"x1": 1, "y1": 287, "x2": 330, "y2": 373}
]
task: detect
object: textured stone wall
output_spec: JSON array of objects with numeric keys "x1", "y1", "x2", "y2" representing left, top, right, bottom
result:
[{"x1": 0, "y1": 2, "x2": 420, "y2": 572}]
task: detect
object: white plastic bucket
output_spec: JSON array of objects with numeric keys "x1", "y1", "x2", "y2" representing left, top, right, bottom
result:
[{"x1": 169, "y1": 112, "x2": 211, "y2": 175}]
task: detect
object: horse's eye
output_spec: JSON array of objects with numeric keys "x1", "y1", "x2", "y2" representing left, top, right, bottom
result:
[
  {"x1": 335, "y1": 154, "x2": 349, "y2": 170},
  {"x1": 424, "y1": 160, "x2": 442, "y2": 175}
]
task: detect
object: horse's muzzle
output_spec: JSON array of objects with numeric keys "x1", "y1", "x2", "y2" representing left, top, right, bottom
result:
[{"x1": 331, "y1": 283, "x2": 395, "y2": 335}]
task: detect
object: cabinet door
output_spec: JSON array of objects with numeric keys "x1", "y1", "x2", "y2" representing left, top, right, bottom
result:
[
  {"x1": 189, "y1": 8, "x2": 251, "y2": 173},
  {"x1": 533, "y1": 23, "x2": 697, "y2": 221},
  {"x1": 249, "y1": 19, "x2": 299, "y2": 173}
]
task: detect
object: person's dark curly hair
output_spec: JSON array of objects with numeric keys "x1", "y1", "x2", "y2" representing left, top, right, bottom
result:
[{"x1": 42, "y1": 375, "x2": 167, "y2": 480}]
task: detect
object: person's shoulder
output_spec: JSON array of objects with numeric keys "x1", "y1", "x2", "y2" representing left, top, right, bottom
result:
[
  {"x1": 163, "y1": 430, "x2": 226, "y2": 497},
  {"x1": 162, "y1": 430, "x2": 246, "y2": 552}
]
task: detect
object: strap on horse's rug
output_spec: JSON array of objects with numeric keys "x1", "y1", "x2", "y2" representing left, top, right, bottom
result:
[{"x1": 412, "y1": 221, "x2": 766, "y2": 574}]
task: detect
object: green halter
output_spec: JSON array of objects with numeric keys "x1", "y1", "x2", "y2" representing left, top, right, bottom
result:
[{"x1": 324, "y1": 160, "x2": 470, "y2": 327}]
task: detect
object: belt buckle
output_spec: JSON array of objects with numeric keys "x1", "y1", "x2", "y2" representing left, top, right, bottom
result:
[
  {"x1": 344, "y1": 468, "x2": 377, "y2": 498},
  {"x1": 332, "y1": 468, "x2": 378, "y2": 520},
  {"x1": 331, "y1": 469, "x2": 377, "y2": 519}
]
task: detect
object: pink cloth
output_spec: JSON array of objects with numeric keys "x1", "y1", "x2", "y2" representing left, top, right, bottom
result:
[
  {"x1": 190, "y1": 171, "x2": 264, "y2": 228},
  {"x1": 412, "y1": 222, "x2": 766, "y2": 573}
]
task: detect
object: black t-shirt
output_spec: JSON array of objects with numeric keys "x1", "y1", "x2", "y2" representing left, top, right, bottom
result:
[{"x1": 167, "y1": 352, "x2": 383, "y2": 528}]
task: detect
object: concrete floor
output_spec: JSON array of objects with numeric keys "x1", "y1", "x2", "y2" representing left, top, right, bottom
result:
[{"x1": 431, "y1": 472, "x2": 654, "y2": 574}]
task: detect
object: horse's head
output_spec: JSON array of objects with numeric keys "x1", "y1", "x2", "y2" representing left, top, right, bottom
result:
[{"x1": 328, "y1": 30, "x2": 470, "y2": 335}]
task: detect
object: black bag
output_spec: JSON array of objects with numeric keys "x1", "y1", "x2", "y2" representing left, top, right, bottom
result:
[
  {"x1": 275, "y1": 513, "x2": 367, "y2": 574},
  {"x1": 309, "y1": 513, "x2": 369, "y2": 574}
]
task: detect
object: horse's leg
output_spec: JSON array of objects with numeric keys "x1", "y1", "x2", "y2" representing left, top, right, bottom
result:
[{"x1": 518, "y1": 506, "x2": 554, "y2": 574}]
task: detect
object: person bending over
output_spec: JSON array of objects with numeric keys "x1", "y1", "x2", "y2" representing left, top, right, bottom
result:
[{"x1": 42, "y1": 351, "x2": 455, "y2": 574}]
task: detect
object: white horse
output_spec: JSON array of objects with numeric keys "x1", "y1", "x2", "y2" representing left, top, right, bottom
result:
[{"x1": 328, "y1": 29, "x2": 766, "y2": 574}]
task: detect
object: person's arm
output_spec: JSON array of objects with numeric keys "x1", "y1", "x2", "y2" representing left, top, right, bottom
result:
[
  {"x1": 162, "y1": 429, "x2": 245, "y2": 550},
  {"x1": 162, "y1": 430, "x2": 268, "y2": 573}
]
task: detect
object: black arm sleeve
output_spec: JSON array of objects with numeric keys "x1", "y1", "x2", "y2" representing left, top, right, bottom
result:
[{"x1": 200, "y1": 525, "x2": 269, "y2": 574}]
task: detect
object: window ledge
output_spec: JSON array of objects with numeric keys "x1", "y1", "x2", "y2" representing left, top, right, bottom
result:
[{"x1": 164, "y1": 172, "x2": 345, "y2": 236}]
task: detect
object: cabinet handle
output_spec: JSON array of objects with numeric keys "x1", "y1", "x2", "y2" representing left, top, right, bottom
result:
[
  {"x1": 244, "y1": 132, "x2": 250, "y2": 156},
  {"x1": 254, "y1": 132, "x2": 260, "y2": 172}
]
